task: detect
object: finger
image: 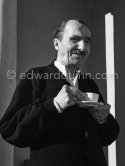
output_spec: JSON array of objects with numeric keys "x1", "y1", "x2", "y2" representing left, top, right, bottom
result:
[
  {"x1": 92, "y1": 110, "x2": 109, "y2": 119},
  {"x1": 69, "y1": 87, "x2": 82, "y2": 100},
  {"x1": 104, "y1": 104, "x2": 111, "y2": 110},
  {"x1": 74, "y1": 88, "x2": 85, "y2": 101},
  {"x1": 63, "y1": 84, "x2": 70, "y2": 92},
  {"x1": 94, "y1": 108, "x2": 109, "y2": 114},
  {"x1": 90, "y1": 112, "x2": 106, "y2": 121},
  {"x1": 94, "y1": 104, "x2": 111, "y2": 111},
  {"x1": 77, "y1": 89, "x2": 85, "y2": 98},
  {"x1": 67, "y1": 92, "x2": 78, "y2": 103},
  {"x1": 93, "y1": 112, "x2": 106, "y2": 118},
  {"x1": 82, "y1": 93, "x2": 90, "y2": 101},
  {"x1": 71, "y1": 95, "x2": 78, "y2": 102},
  {"x1": 75, "y1": 90, "x2": 84, "y2": 100},
  {"x1": 68, "y1": 98, "x2": 76, "y2": 106}
]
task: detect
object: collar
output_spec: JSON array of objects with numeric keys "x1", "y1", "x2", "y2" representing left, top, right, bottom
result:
[
  {"x1": 54, "y1": 60, "x2": 81, "y2": 88},
  {"x1": 54, "y1": 60, "x2": 67, "y2": 78}
]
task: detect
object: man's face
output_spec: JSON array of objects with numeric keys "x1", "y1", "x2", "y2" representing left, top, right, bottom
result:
[{"x1": 55, "y1": 20, "x2": 91, "y2": 68}]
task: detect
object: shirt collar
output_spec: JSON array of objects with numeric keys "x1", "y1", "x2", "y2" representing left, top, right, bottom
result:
[
  {"x1": 54, "y1": 60, "x2": 67, "y2": 78},
  {"x1": 54, "y1": 60, "x2": 81, "y2": 88}
]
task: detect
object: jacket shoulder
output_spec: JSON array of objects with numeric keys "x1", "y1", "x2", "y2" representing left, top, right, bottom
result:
[{"x1": 26, "y1": 65, "x2": 49, "y2": 74}]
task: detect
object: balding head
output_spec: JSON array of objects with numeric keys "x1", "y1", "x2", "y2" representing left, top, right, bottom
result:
[{"x1": 53, "y1": 19, "x2": 90, "y2": 41}]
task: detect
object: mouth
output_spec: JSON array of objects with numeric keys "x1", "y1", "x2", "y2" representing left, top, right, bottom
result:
[
  {"x1": 70, "y1": 50, "x2": 89, "y2": 64},
  {"x1": 70, "y1": 54, "x2": 83, "y2": 63},
  {"x1": 72, "y1": 55, "x2": 83, "y2": 59},
  {"x1": 71, "y1": 50, "x2": 87, "y2": 57}
]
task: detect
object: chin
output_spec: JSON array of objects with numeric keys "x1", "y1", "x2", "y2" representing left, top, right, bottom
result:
[
  {"x1": 70, "y1": 61, "x2": 83, "y2": 67},
  {"x1": 69, "y1": 56, "x2": 86, "y2": 67},
  {"x1": 74, "y1": 58, "x2": 84, "y2": 64}
]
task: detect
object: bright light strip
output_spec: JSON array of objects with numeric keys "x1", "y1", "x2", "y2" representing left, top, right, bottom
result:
[{"x1": 105, "y1": 13, "x2": 116, "y2": 166}]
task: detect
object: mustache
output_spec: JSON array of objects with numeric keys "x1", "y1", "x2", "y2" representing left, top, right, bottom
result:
[{"x1": 71, "y1": 50, "x2": 87, "y2": 56}]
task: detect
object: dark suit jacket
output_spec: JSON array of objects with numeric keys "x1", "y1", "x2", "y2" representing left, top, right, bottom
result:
[{"x1": 0, "y1": 61, "x2": 119, "y2": 166}]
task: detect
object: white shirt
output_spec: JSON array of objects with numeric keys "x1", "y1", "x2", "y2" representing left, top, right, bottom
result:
[
  {"x1": 53, "y1": 60, "x2": 81, "y2": 113},
  {"x1": 54, "y1": 60, "x2": 81, "y2": 88}
]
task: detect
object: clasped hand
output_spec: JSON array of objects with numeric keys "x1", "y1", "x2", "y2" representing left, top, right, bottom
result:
[
  {"x1": 54, "y1": 85, "x2": 85, "y2": 110},
  {"x1": 54, "y1": 85, "x2": 110, "y2": 124}
]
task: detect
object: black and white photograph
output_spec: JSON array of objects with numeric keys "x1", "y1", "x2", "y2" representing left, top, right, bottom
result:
[{"x1": 0, "y1": 0, "x2": 124, "y2": 166}]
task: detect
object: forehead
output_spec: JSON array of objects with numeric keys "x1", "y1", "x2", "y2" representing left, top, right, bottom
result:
[{"x1": 63, "y1": 20, "x2": 91, "y2": 38}]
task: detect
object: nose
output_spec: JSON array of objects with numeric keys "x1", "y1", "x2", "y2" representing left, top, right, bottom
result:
[{"x1": 77, "y1": 40, "x2": 85, "y2": 51}]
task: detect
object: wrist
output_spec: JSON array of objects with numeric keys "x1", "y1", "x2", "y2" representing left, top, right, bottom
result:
[{"x1": 53, "y1": 98, "x2": 63, "y2": 113}]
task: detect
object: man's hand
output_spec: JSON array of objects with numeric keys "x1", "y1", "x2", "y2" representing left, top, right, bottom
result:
[
  {"x1": 88, "y1": 103, "x2": 111, "y2": 124},
  {"x1": 54, "y1": 85, "x2": 85, "y2": 112}
]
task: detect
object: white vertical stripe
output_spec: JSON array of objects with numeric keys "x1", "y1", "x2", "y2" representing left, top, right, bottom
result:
[{"x1": 105, "y1": 13, "x2": 116, "y2": 166}]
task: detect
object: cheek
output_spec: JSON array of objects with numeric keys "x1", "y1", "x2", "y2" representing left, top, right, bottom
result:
[
  {"x1": 60, "y1": 41, "x2": 75, "y2": 55},
  {"x1": 68, "y1": 45, "x2": 76, "y2": 54},
  {"x1": 59, "y1": 45, "x2": 66, "y2": 54},
  {"x1": 63, "y1": 46, "x2": 72, "y2": 55}
]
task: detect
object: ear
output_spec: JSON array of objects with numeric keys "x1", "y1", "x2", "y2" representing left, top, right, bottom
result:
[{"x1": 53, "y1": 38, "x2": 60, "y2": 51}]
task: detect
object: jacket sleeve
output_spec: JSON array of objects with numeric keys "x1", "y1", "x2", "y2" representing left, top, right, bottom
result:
[
  {"x1": 0, "y1": 69, "x2": 59, "y2": 147},
  {"x1": 97, "y1": 113, "x2": 120, "y2": 146},
  {"x1": 90, "y1": 79, "x2": 120, "y2": 146}
]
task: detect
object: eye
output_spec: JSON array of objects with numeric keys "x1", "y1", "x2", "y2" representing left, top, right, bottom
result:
[{"x1": 70, "y1": 37, "x2": 80, "y2": 43}]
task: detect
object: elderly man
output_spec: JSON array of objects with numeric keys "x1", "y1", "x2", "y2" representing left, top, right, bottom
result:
[{"x1": 0, "y1": 19, "x2": 119, "y2": 166}]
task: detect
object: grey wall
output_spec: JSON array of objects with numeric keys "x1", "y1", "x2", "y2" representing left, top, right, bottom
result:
[
  {"x1": 0, "y1": 0, "x2": 17, "y2": 166},
  {"x1": 17, "y1": 0, "x2": 91, "y2": 75},
  {"x1": 15, "y1": 0, "x2": 125, "y2": 165}
]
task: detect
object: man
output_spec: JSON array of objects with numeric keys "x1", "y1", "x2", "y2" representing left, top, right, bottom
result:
[{"x1": 0, "y1": 19, "x2": 119, "y2": 166}]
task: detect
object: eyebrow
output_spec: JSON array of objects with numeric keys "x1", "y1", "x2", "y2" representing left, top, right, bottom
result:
[{"x1": 70, "y1": 35, "x2": 91, "y2": 42}]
